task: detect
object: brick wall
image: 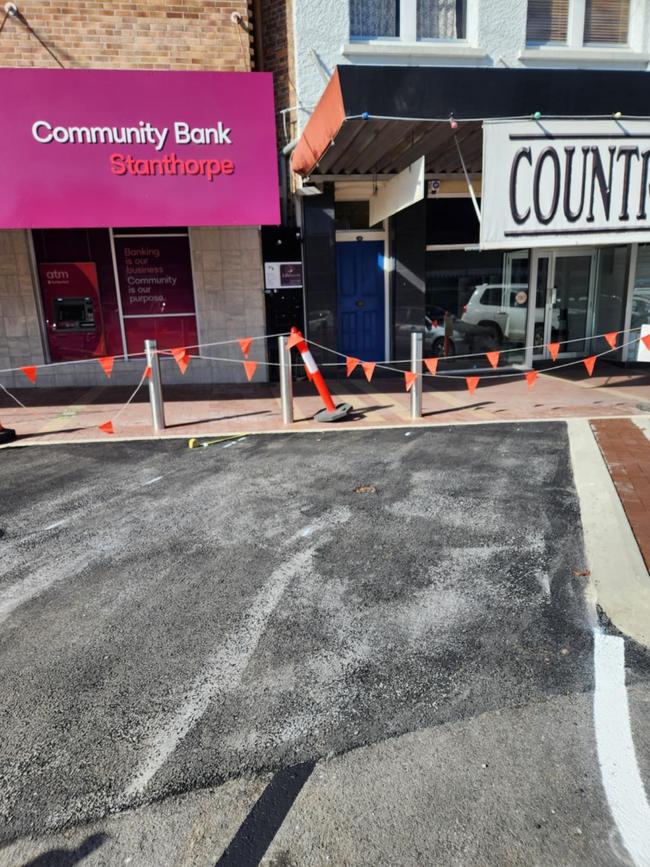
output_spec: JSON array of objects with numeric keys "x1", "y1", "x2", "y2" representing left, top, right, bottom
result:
[
  {"x1": 0, "y1": 1, "x2": 253, "y2": 71},
  {"x1": 257, "y1": 0, "x2": 295, "y2": 147}
]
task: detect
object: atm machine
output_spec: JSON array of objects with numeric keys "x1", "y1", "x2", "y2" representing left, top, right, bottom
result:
[{"x1": 38, "y1": 262, "x2": 105, "y2": 361}]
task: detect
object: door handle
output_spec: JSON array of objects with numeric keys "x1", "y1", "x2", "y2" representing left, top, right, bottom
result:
[{"x1": 549, "y1": 287, "x2": 557, "y2": 306}]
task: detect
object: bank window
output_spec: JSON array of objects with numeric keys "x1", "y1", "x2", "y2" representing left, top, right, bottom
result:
[{"x1": 526, "y1": 0, "x2": 630, "y2": 47}]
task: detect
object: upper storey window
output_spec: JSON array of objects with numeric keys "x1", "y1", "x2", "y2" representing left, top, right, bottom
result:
[
  {"x1": 350, "y1": 0, "x2": 466, "y2": 41},
  {"x1": 417, "y1": 0, "x2": 466, "y2": 39},
  {"x1": 526, "y1": 0, "x2": 630, "y2": 47},
  {"x1": 350, "y1": 0, "x2": 399, "y2": 38}
]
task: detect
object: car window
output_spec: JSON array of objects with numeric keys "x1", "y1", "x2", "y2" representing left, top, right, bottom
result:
[{"x1": 480, "y1": 286, "x2": 500, "y2": 306}]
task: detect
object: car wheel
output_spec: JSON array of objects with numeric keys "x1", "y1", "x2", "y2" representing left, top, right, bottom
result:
[{"x1": 432, "y1": 337, "x2": 455, "y2": 358}]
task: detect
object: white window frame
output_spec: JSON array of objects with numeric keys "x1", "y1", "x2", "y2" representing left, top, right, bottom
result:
[
  {"x1": 525, "y1": 0, "x2": 645, "y2": 53},
  {"x1": 348, "y1": 0, "x2": 478, "y2": 47}
]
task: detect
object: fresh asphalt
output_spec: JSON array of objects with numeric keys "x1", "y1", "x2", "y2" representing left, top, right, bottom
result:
[{"x1": 0, "y1": 424, "x2": 649, "y2": 865}]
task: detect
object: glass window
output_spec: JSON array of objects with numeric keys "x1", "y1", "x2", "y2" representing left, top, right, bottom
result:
[
  {"x1": 526, "y1": 0, "x2": 569, "y2": 44},
  {"x1": 335, "y1": 200, "x2": 372, "y2": 230},
  {"x1": 479, "y1": 286, "x2": 501, "y2": 306},
  {"x1": 350, "y1": 0, "x2": 399, "y2": 39},
  {"x1": 417, "y1": 0, "x2": 465, "y2": 39},
  {"x1": 113, "y1": 234, "x2": 198, "y2": 356},
  {"x1": 423, "y1": 250, "x2": 531, "y2": 368},
  {"x1": 631, "y1": 245, "x2": 650, "y2": 357},
  {"x1": 426, "y1": 198, "x2": 480, "y2": 246},
  {"x1": 584, "y1": 0, "x2": 629, "y2": 45},
  {"x1": 592, "y1": 246, "x2": 628, "y2": 356}
]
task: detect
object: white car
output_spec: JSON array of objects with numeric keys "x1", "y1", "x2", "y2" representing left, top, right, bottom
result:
[{"x1": 461, "y1": 284, "x2": 550, "y2": 345}]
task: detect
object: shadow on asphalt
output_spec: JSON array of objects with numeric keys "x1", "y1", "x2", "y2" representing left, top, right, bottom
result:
[{"x1": 18, "y1": 833, "x2": 107, "y2": 866}]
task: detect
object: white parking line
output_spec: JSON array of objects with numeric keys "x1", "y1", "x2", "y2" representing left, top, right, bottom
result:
[
  {"x1": 593, "y1": 630, "x2": 650, "y2": 866},
  {"x1": 125, "y1": 505, "x2": 352, "y2": 798},
  {"x1": 142, "y1": 476, "x2": 163, "y2": 486},
  {"x1": 125, "y1": 546, "x2": 317, "y2": 798}
]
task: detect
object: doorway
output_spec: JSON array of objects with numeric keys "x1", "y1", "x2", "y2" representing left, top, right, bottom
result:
[
  {"x1": 336, "y1": 234, "x2": 387, "y2": 361},
  {"x1": 531, "y1": 249, "x2": 597, "y2": 360}
]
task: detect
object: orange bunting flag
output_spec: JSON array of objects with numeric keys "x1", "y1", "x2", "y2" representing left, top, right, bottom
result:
[
  {"x1": 547, "y1": 342, "x2": 560, "y2": 361},
  {"x1": 604, "y1": 331, "x2": 618, "y2": 349},
  {"x1": 583, "y1": 355, "x2": 597, "y2": 376},
  {"x1": 525, "y1": 371, "x2": 538, "y2": 389},
  {"x1": 641, "y1": 334, "x2": 650, "y2": 351},
  {"x1": 346, "y1": 356, "x2": 360, "y2": 377},
  {"x1": 486, "y1": 351, "x2": 500, "y2": 369},
  {"x1": 238, "y1": 337, "x2": 253, "y2": 359},
  {"x1": 466, "y1": 376, "x2": 480, "y2": 394},
  {"x1": 171, "y1": 347, "x2": 191, "y2": 374},
  {"x1": 144, "y1": 365, "x2": 152, "y2": 379},
  {"x1": 404, "y1": 371, "x2": 417, "y2": 392},
  {"x1": 20, "y1": 365, "x2": 37, "y2": 383},
  {"x1": 286, "y1": 332, "x2": 302, "y2": 350},
  {"x1": 98, "y1": 420, "x2": 114, "y2": 435},
  {"x1": 362, "y1": 361, "x2": 376, "y2": 382},
  {"x1": 98, "y1": 356, "x2": 115, "y2": 378},
  {"x1": 243, "y1": 360, "x2": 258, "y2": 381},
  {"x1": 424, "y1": 357, "x2": 439, "y2": 376}
]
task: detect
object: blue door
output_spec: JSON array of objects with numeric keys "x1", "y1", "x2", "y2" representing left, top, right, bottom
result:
[{"x1": 336, "y1": 240, "x2": 385, "y2": 361}]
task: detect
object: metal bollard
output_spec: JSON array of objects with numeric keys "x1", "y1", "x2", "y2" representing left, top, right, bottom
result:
[
  {"x1": 278, "y1": 334, "x2": 294, "y2": 424},
  {"x1": 144, "y1": 339, "x2": 166, "y2": 432},
  {"x1": 410, "y1": 331, "x2": 423, "y2": 420}
]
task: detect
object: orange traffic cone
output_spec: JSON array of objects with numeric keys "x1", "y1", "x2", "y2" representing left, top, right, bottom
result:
[{"x1": 0, "y1": 420, "x2": 16, "y2": 445}]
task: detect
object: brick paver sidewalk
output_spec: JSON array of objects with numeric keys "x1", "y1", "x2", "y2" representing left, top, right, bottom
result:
[{"x1": 591, "y1": 418, "x2": 650, "y2": 570}]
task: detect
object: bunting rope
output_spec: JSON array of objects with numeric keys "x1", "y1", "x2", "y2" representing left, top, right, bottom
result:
[
  {"x1": 309, "y1": 326, "x2": 643, "y2": 367},
  {"x1": 1, "y1": 326, "x2": 648, "y2": 435},
  {"x1": 0, "y1": 332, "x2": 288, "y2": 377}
]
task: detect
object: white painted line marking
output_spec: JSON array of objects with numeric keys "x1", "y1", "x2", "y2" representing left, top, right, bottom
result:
[
  {"x1": 142, "y1": 476, "x2": 163, "y2": 486},
  {"x1": 125, "y1": 505, "x2": 351, "y2": 797},
  {"x1": 593, "y1": 629, "x2": 650, "y2": 866},
  {"x1": 125, "y1": 547, "x2": 317, "y2": 797},
  {"x1": 43, "y1": 520, "x2": 66, "y2": 531},
  {"x1": 0, "y1": 550, "x2": 93, "y2": 625},
  {"x1": 287, "y1": 506, "x2": 352, "y2": 545}
]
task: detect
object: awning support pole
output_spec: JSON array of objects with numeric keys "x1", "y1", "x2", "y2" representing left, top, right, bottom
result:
[{"x1": 454, "y1": 134, "x2": 482, "y2": 224}]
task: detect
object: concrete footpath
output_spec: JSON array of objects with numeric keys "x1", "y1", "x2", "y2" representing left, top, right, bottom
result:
[
  {"x1": 1, "y1": 362, "x2": 649, "y2": 446},
  {"x1": 0, "y1": 423, "x2": 649, "y2": 866}
]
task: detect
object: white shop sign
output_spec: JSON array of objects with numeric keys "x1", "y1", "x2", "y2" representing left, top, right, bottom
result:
[
  {"x1": 481, "y1": 119, "x2": 650, "y2": 250},
  {"x1": 369, "y1": 156, "x2": 424, "y2": 227}
]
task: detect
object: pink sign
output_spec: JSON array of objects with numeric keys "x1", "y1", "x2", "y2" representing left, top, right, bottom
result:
[
  {"x1": 114, "y1": 236, "x2": 195, "y2": 315},
  {"x1": 0, "y1": 68, "x2": 280, "y2": 229}
]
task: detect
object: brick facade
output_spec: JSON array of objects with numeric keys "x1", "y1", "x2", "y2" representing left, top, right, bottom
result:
[
  {"x1": 0, "y1": 1, "x2": 272, "y2": 387},
  {"x1": 0, "y1": 2, "x2": 253, "y2": 71},
  {"x1": 256, "y1": 0, "x2": 296, "y2": 147}
]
